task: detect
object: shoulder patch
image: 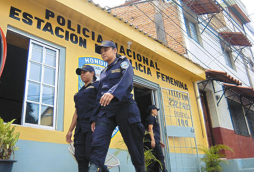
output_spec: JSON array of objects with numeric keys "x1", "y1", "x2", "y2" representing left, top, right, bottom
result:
[
  {"x1": 86, "y1": 86, "x2": 94, "y2": 89},
  {"x1": 119, "y1": 56, "x2": 127, "y2": 59},
  {"x1": 120, "y1": 61, "x2": 129, "y2": 69}
]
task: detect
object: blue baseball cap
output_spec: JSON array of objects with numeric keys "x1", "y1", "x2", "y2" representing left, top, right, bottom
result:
[
  {"x1": 147, "y1": 105, "x2": 160, "y2": 112},
  {"x1": 76, "y1": 65, "x2": 95, "y2": 75},
  {"x1": 95, "y1": 40, "x2": 117, "y2": 54}
]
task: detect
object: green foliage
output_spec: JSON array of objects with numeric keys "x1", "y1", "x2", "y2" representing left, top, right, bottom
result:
[
  {"x1": 197, "y1": 144, "x2": 233, "y2": 172},
  {"x1": 114, "y1": 131, "x2": 162, "y2": 171},
  {"x1": 144, "y1": 146, "x2": 162, "y2": 172},
  {"x1": 0, "y1": 117, "x2": 20, "y2": 159}
]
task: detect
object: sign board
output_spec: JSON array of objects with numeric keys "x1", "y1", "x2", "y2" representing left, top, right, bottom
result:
[{"x1": 0, "y1": 27, "x2": 7, "y2": 78}]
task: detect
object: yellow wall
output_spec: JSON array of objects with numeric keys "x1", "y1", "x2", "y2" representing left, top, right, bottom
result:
[{"x1": 0, "y1": 0, "x2": 207, "y2": 149}]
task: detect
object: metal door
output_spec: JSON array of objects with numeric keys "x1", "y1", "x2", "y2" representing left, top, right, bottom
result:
[{"x1": 160, "y1": 88, "x2": 200, "y2": 172}]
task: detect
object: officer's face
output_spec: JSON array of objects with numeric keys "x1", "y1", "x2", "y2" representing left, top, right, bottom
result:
[
  {"x1": 101, "y1": 47, "x2": 117, "y2": 65},
  {"x1": 151, "y1": 109, "x2": 158, "y2": 116},
  {"x1": 80, "y1": 70, "x2": 94, "y2": 83}
]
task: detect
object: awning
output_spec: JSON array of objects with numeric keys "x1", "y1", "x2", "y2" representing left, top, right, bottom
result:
[
  {"x1": 228, "y1": 4, "x2": 250, "y2": 24},
  {"x1": 219, "y1": 32, "x2": 252, "y2": 47},
  {"x1": 223, "y1": 83, "x2": 254, "y2": 103},
  {"x1": 206, "y1": 69, "x2": 242, "y2": 85},
  {"x1": 182, "y1": 0, "x2": 222, "y2": 15}
]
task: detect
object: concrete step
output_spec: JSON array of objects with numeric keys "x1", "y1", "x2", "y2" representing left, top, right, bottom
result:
[
  {"x1": 239, "y1": 168, "x2": 254, "y2": 172},
  {"x1": 237, "y1": 158, "x2": 254, "y2": 169}
]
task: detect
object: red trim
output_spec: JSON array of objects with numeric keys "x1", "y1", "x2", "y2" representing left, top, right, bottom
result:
[
  {"x1": 206, "y1": 69, "x2": 242, "y2": 85},
  {"x1": 212, "y1": 127, "x2": 254, "y2": 159},
  {"x1": 0, "y1": 27, "x2": 7, "y2": 78}
]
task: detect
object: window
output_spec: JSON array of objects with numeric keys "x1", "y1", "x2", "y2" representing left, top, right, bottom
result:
[
  {"x1": 185, "y1": 18, "x2": 200, "y2": 43},
  {"x1": 223, "y1": 48, "x2": 234, "y2": 69},
  {"x1": 227, "y1": 98, "x2": 249, "y2": 136},
  {"x1": 221, "y1": 42, "x2": 234, "y2": 69},
  {"x1": 245, "y1": 108, "x2": 254, "y2": 138},
  {"x1": 23, "y1": 41, "x2": 59, "y2": 128},
  {"x1": 0, "y1": 29, "x2": 64, "y2": 130}
]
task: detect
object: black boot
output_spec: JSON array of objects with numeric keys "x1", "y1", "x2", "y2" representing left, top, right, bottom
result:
[
  {"x1": 135, "y1": 165, "x2": 146, "y2": 172},
  {"x1": 88, "y1": 164, "x2": 99, "y2": 172},
  {"x1": 100, "y1": 165, "x2": 109, "y2": 172}
]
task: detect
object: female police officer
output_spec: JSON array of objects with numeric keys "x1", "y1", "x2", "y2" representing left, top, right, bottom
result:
[
  {"x1": 66, "y1": 65, "x2": 109, "y2": 172},
  {"x1": 144, "y1": 105, "x2": 168, "y2": 172},
  {"x1": 88, "y1": 41, "x2": 146, "y2": 172}
]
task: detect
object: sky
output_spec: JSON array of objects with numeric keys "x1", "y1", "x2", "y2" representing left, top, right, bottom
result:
[
  {"x1": 241, "y1": 0, "x2": 254, "y2": 21},
  {"x1": 92, "y1": 0, "x2": 126, "y2": 8}
]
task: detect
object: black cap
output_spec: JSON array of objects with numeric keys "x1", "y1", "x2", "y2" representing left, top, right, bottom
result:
[
  {"x1": 95, "y1": 40, "x2": 117, "y2": 54},
  {"x1": 76, "y1": 65, "x2": 95, "y2": 75},
  {"x1": 147, "y1": 105, "x2": 160, "y2": 112}
]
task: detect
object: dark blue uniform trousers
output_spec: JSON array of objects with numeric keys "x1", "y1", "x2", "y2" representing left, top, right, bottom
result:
[
  {"x1": 74, "y1": 131, "x2": 92, "y2": 172},
  {"x1": 90, "y1": 102, "x2": 146, "y2": 171},
  {"x1": 144, "y1": 141, "x2": 167, "y2": 172}
]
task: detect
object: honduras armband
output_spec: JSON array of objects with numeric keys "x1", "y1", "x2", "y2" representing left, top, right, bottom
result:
[{"x1": 120, "y1": 61, "x2": 129, "y2": 69}]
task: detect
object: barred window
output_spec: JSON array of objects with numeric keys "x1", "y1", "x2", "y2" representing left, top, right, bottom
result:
[
  {"x1": 245, "y1": 108, "x2": 254, "y2": 138},
  {"x1": 185, "y1": 18, "x2": 200, "y2": 43},
  {"x1": 227, "y1": 98, "x2": 249, "y2": 137}
]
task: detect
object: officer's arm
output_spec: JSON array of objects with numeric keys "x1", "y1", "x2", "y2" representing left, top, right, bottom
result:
[
  {"x1": 90, "y1": 82, "x2": 101, "y2": 122},
  {"x1": 108, "y1": 59, "x2": 133, "y2": 101},
  {"x1": 66, "y1": 109, "x2": 77, "y2": 143},
  {"x1": 148, "y1": 124, "x2": 156, "y2": 148}
]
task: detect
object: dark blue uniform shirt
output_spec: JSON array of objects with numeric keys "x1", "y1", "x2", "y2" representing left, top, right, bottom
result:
[
  {"x1": 74, "y1": 81, "x2": 99, "y2": 133},
  {"x1": 91, "y1": 55, "x2": 134, "y2": 121},
  {"x1": 146, "y1": 115, "x2": 161, "y2": 143}
]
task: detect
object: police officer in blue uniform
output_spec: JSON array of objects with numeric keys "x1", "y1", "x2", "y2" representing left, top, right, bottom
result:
[
  {"x1": 145, "y1": 105, "x2": 168, "y2": 172},
  {"x1": 66, "y1": 65, "x2": 108, "y2": 172},
  {"x1": 88, "y1": 41, "x2": 146, "y2": 172}
]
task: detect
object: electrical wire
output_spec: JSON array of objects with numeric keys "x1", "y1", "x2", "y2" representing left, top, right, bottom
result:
[{"x1": 111, "y1": 0, "x2": 254, "y2": 86}]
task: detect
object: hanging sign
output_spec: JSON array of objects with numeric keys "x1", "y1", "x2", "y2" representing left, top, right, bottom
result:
[{"x1": 0, "y1": 27, "x2": 7, "y2": 79}]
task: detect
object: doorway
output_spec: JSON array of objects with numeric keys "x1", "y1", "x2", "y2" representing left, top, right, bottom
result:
[
  {"x1": 134, "y1": 84, "x2": 153, "y2": 126},
  {"x1": 199, "y1": 90, "x2": 215, "y2": 147}
]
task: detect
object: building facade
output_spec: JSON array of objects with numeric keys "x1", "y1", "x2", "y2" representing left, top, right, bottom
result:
[
  {"x1": 0, "y1": 0, "x2": 208, "y2": 171},
  {"x1": 112, "y1": 0, "x2": 254, "y2": 171}
]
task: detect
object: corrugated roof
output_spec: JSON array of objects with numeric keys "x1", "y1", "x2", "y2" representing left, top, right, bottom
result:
[
  {"x1": 219, "y1": 32, "x2": 252, "y2": 46},
  {"x1": 206, "y1": 69, "x2": 242, "y2": 85},
  {"x1": 223, "y1": 83, "x2": 254, "y2": 103},
  {"x1": 182, "y1": 0, "x2": 222, "y2": 15}
]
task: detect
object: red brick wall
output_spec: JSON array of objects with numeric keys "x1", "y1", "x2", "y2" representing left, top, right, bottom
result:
[
  {"x1": 111, "y1": 2, "x2": 187, "y2": 55},
  {"x1": 212, "y1": 127, "x2": 254, "y2": 159}
]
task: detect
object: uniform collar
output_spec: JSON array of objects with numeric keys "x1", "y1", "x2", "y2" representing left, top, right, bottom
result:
[
  {"x1": 80, "y1": 81, "x2": 94, "y2": 90},
  {"x1": 109, "y1": 57, "x2": 118, "y2": 67},
  {"x1": 106, "y1": 57, "x2": 119, "y2": 70},
  {"x1": 85, "y1": 81, "x2": 94, "y2": 88}
]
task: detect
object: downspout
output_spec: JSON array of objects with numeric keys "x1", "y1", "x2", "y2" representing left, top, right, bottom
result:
[{"x1": 193, "y1": 81, "x2": 207, "y2": 141}]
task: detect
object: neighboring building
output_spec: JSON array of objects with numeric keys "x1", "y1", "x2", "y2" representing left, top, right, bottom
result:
[
  {"x1": 112, "y1": 0, "x2": 254, "y2": 171},
  {"x1": 0, "y1": 0, "x2": 207, "y2": 172}
]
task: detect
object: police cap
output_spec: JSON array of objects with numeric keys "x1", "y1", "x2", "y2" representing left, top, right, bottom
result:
[{"x1": 95, "y1": 40, "x2": 117, "y2": 54}]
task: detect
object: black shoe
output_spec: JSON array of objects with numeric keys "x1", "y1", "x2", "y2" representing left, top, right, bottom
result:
[
  {"x1": 88, "y1": 164, "x2": 99, "y2": 172},
  {"x1": 135, "y1": 166, "x2": 146, "y2": 172},
  {"x1": 100, "y1": 165, "x2": 109, "y2": 172}
]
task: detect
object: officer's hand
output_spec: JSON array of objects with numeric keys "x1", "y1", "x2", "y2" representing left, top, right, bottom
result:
[
  {"x1": 151, "y1": 140, "x2": 156, "y2": 148},
  {"x1": 100, "y1": 93, "x2": 114, "y2": 106},
  {"x1": 91, "y1": 122, "x2": 96, "y2": 132},
  {"x1": 160, "y1": 141, "x2": 165, "y2": 148},
  {"x1": 66, "y1": 131, "x2": 73, "y2": 143}
]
